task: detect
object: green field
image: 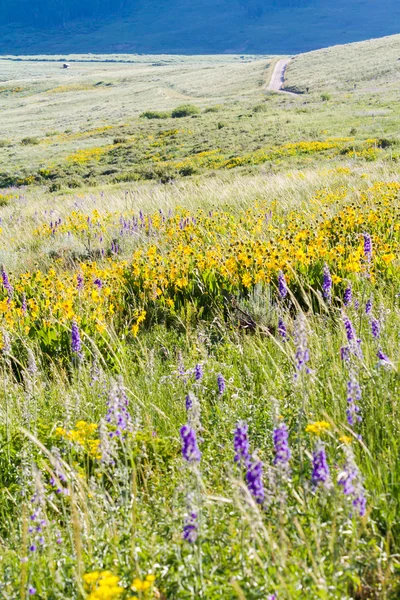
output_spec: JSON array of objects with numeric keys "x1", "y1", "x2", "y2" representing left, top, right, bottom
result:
[{"x1": 0, "y1": 35, "x2": 400, "y2": 599}]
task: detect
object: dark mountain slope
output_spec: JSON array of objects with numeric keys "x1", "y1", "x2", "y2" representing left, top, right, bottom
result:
[{"x1": 1, "y1": 0, "x2": 399, "y2": 55}]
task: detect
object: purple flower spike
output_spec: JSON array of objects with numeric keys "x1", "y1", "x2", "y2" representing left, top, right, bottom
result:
[
  {"x1": 180, "y1": 425, "x2": 201, "y2": 462},
  {"x1": 273, "y1": 422, "x2": 291, "y2": 470},
  {"x1": 77, "y1": 272, "x2": 84, "y2": 290},
  {"x1": 278, "y1": 271, "x2": 288, "y2": 299},
  {"x1": 278, "y1": 317, "x2": 287, "y2": 341},
  {"x1": 71, "y1": 321, "x2": 82, "y2": 357},
  {"x1": 322, "y1": 263, "x2": 332, "y2": 303},
  {"x1": 246, "y1": 458, "x2": 265, "y2": 504},
  {"x1": 311, "y1": 442, "x2": 331, "y2": 489},
  {"x1": 194, "y1": 363, "x2": 203, "y2": 381},
  {"x1": 346, "y1": 370, "x2": 362, "y2": 426},
  {"x1": 365, "y1": 298, "x2": 372, "y2": 314},
  {"x1": 1, "y1": 267, "x2": 13, "y2": 298},
  {"x1": 338, "y1": 448, "x2": 366, "y2": 517},
  {"x1": 343, "y1": 285, "x2": 352, "y2": 307},
  {"x1": 217, "y1": 373, "x2": 226, "y2": 395},
  {"x1": 363, "y1": 233, "x2": 372, "y2": 261},
  {"x1": 234, "y1": 421, "x2": 250, "y2": 466},
  {"x1": 370, "y1": 317, "x2": 380, "y2": 339},
  {"x1": 185, "y1": 394, "x2": 193, "y2": 411},
  {"x1": 183, "y1": 511, "x2": 198, "y2": 543}
]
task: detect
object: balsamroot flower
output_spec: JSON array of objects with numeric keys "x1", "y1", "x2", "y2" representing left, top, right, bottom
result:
[
  {"x1": 273, "y1": 422, "x2": 291, "y2": 470},
  {"x1": 322, "y1": 263, "x2": 332, "y2": 303},
  {"x1": 180, "y1": 425, "x2": 201, "y2": 462},
  {"x1": 233, "y1": 421, "x2": 250, "y2": 466},
  {"x1": 311, "y1": 442, "x2": 331, "y2": 489},
  {"x1": 246, "y1": 457, "x2": 265, "y2": 504},
  {"x1": 278, "y1": 271, "x2": 288, "y2": 299}
]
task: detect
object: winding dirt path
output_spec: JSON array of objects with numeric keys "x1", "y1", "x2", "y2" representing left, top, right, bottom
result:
[{"x1": 268, "y1": 58, "x2": 296, "y2": 94}]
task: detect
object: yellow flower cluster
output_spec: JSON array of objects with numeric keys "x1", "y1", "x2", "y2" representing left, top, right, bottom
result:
[
  {"x1": 131, "y1": 573, "x2": 156, "y2": 593},
  {"x1": 83, "y1": 571, "x2": 123, "y2": 600},
  {"x1": 56, "y1": 421, "x2": 101, "y2": 459},
  {"x1": 305, "y1": 421, "x2": 331, "y2": 435}
]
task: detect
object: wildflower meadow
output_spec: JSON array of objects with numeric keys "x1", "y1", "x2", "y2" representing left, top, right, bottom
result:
[{"x1": 0, "y1": 47, "x2": 400, "y2": 600}]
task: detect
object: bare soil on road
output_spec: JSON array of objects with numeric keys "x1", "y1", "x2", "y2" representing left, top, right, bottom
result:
[{"x1": 268, "y1": 58, "x2": 297, "y2": 94}]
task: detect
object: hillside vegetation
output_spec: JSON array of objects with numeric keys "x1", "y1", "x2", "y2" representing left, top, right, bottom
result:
[
  {"x1": 1, "y1": 0, "x2": 400, "y2": 54},
  {"x1": 0, "y1": 37, "x2": 400, "y2": 599}
]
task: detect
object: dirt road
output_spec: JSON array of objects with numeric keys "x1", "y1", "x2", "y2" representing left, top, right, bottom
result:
[{"x1": 268, "y1": 58, "x2": 295, "y2": 93}]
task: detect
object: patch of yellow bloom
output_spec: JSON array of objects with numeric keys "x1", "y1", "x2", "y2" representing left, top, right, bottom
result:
[
  {"x1": 305, "y1": 421, "x2": 331, "y2": 435},
  {"x1": 83, "y1": 571, "x2": 123, "y2": 600}
]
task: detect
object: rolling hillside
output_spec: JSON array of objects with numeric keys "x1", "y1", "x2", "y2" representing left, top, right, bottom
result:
[{"x1": 1, "y1": 0, "x2": 400, "y2": 55}]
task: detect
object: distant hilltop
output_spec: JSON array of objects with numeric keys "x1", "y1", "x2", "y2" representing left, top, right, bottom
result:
[{"x1": 1, "y1": 0, "x2": 400, "y2": 55}]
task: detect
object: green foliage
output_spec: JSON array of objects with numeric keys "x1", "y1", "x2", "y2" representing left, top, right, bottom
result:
[
  {"x1": 20, "y1": 137, "x2": 40, "y2": 146},
  {"x1": 171, "y1": 104, "x2": 200, "y2": 118},
  {"x1": 140, "y1": 110, "x2": 171, "y2": 120}
]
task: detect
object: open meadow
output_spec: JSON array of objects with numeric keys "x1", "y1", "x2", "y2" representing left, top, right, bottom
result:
[{"x1": 0, "y1": 37, "x2": 400, "y2": 599}]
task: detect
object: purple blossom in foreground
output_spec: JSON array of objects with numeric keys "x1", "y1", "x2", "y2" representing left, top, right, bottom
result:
[
  {"x1": 294, "y1": 313, "x2": 310, "y2": 375},
  {"x1": 370, "y1": 317, "x2": 380, "y2": 339},
  {"x1": 278, "y1": 317, "x2": 287, "y2": 341},
  {"x1": 194, "y1": 363, "x2": 203, "y2": 381},
  {"x1": 340, "y1": 346, "x2": 350, "y2": 362},
  {"x1": 28, "y1": 586, "x2": 36, "y2": 596},
  {"x1": 322, "y1": 264, "x2": 332, "y2": 303},
  {"x1": 246, "y1": 457, "x2": 265, "y2": 504},
  {"x1": 346, "y1": 369, "x2": 362, "y2": 426},
  {"x1": 71, "y1": 321, "x2": 82, "y2": 357},
  {"x1": 217, "y1": 373, "x2": 226, "y2": 395},
  {"x1": 273, "y1": 422, "x2": 291, "y2": 470},
  {"x1": 343, "y1": 284, "x2": 352, "y2": 307},
  {"x1": 93, "y1": 278, "x2": 102, "y2": 289},
  {"x1": 342, "y1": 313, "x2": 362, "y2": 359},
  {"x1": 338, "y1": 448, "x2": 366, "y2": 517},
  {"x1": 267, "y1": 595, "x2": 278, "y2": 600},
  {"x1": 278, "y1": 271, "x2": 288, "y2": 299},
  {"x1": 377, "y1": 349, "x2": 392, "y2": 367},
  {"x1": 22, "y1": 294, "x2": 27, "y2": 314},
  {"x1": 363, "y1": 233, "x2": 372, "y2": 262},
  {"x1": 180, "y1": 425, "x2": 201, "y2": 462},
  {"x1": 183, "y1": 511, "x2": 199, "y2": 543},
  {"x1": 312, "y1": 442, "x2": 331, "y2": 489},
  {"x1": 365, "y1": 298, "x2": 372, "y2": 314},
  {"x1": 234, "y1": 421, "x2": 250, "y2": 466},
  {"x1": 343, "y1": 314, "x2": 355, "y2": 342},
  {"x1": 1, "y1": 267, "x2": 13, "y2": 298}
]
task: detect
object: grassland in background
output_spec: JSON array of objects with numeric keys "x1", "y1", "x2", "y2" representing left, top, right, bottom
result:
[{"x1": 0, "y1": 35, "x2": 400, "y2": 600}]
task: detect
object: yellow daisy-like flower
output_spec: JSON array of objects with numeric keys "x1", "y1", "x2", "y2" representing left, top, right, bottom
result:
[
  {"x1": 305, "y1": 421, "x2": 331, "y2": 435},
  {"x1": 339, "y1": 435, "x2": 352, "y2": 444}
]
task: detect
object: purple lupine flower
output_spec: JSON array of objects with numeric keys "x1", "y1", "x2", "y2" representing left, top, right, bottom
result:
[
  {"x1": 343, "y1": 314, "x2": 355, "y2": 342},
  {"x1": 28, "y1": 586, "x2": 36, "y2": 596},
  {"x1": 77, "y1": 272, "x2": 84, "y2": 290},
  {"x1": 22, "y1": 294, "x2": 27, "y2": 314},
  {"x1": 322, "y1": 263, "x2": 332, "y2": 303},
  {"x1": 71, "y1": 321, "x2": 82, "y2": 357},
  {"x1": 217, "y1": 373, "x2": 225, "y2": 395},
  {"x1": 180, "y1": 425, "x2": 201, "y2": 462},
  {"x1": 377, "y1": 349, "x2": 392, "y2": 367},
  {"x1": 234, "y1": 421, "x2": 250, "y2": 466},
  {"x1": 294, "y1": 313, "x2": 310, "y2": 375},
  {"x1": 246, "y1": 457, "x2": 265, "y2": 504},
  {"x1": 363, "y1": 233, "x2": 372, "y2": 261},
  {"x1": 370, "y1": 317, "x2": 380, "y2": 339},
  {"x1": 338, "y1": 447, "x2": 366, "y2": 517},
  {"x1": 278, "y1": 271, "x2": 288, "y2": 299},
  {"x1": 365, "y1": 298, "x2": 372, "y2": 314},
  {"x1": 194, "y1": 363, "x2": 203, "y2": 381},
  {"x1": 311, "y1": 442, "x2": 331, "y2": 489},
  {"x1": 94, "y1": 278, "x2": 102, "y2": 289},
  {"x1": 1, "y1": 267, "x2": 13, "y2": 298},
  {"x1": 105, "y1": 377, "x2": 132, "y2": 437},
  {"x1": 267, "y1": 595, "x2": 277, "y2": 600},
  {"x1": 346, "y1": 370, "x2": 362, "y2": 426},
  {"x1": 340, "y1": 346, "x2": 350, "y2": 362},
  {"x1": 278, "y1": 317, "x2": 287, "y2": 341},
  {"x1": 183, "y1": 511, "x2": 198, "y2": 543},
  {"x1": 273, "y1": 422, "x2": 291, "y2": 469},
  {"x1": 185, "y1": 394, "x2": 193, "y2": 411},
  {"x1": 343, "y1": 284, "x2": 352, "y2": 307}
]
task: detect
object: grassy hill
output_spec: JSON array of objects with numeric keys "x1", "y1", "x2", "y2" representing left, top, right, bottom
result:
[
  {"x1": 1, "y1": 0, "x2": 400, "y2": 55},
  {"x1": 0, "y1": 37, "x2": 400, "y2": 599}
]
